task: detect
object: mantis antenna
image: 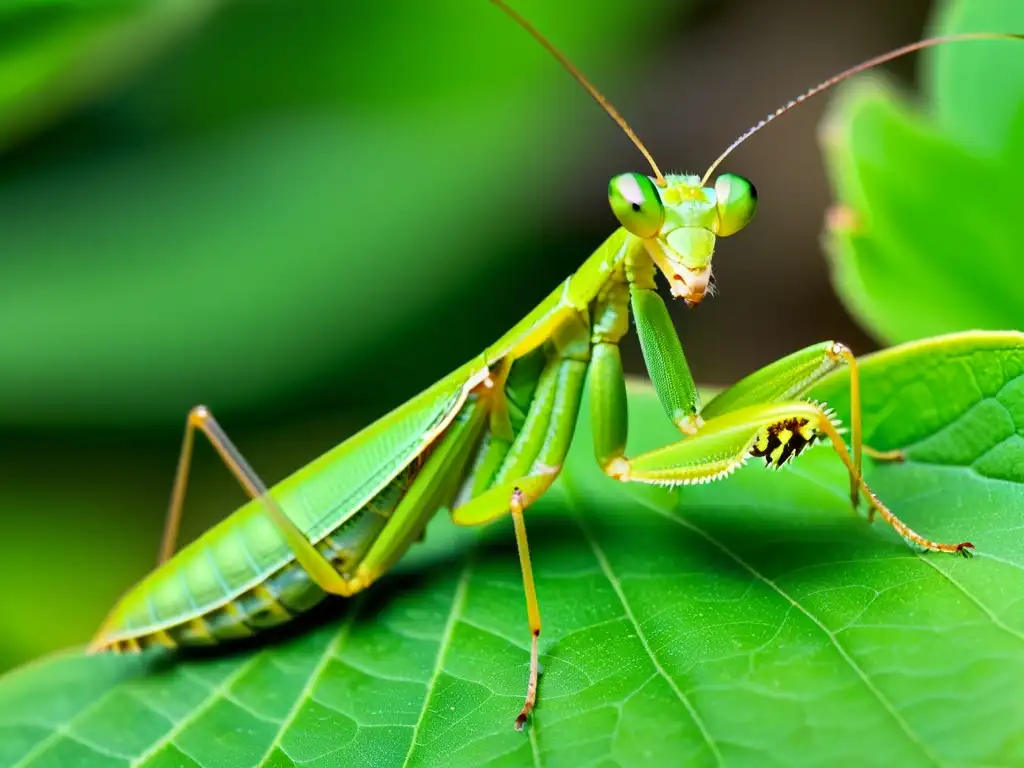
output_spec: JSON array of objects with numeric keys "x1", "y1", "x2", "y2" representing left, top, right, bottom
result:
[
  {"x1": 701, "y1": 32, "x2": 1024, "y2": 187},
  {"x1": 490, "y1": 0, "x2": 668, "y2": 187}
]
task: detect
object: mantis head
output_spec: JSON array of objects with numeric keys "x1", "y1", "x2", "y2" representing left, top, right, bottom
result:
[
  {"x1": 492, "y1": 0, "x2": 1019, "y2": 307},
  {"x1": 608, "y1": 172, "x2": 757, "y2": 306}
]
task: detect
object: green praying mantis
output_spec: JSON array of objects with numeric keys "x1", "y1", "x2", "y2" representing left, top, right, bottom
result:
[{"x1": 88, "y1": 1, "x2": 1023, "y2": 731}]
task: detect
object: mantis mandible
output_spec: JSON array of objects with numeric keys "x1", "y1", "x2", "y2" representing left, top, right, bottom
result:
[{"x1": 89, "y1": 1, "x2": 1021, "y2": 731}]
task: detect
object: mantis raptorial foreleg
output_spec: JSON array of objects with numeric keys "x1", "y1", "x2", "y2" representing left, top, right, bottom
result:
[
  {"x1": 698, "y1": 341, "x2": 904, "y2": 510},
  {"x1": 628, "y1": 260, "x2": 701, "y2": 435},
  {"x1": 628, "y1": 401, "x2": 971, "y2": 556},
  {"x1": 85, "y1": 8, "x2": 1019, "y2": 741},
  {"x1": 159, "y1": 405, "x2": 357, "y2": 595},
  {"x1": 590, "y1": 337, "x2": 974, "y2": 557}
]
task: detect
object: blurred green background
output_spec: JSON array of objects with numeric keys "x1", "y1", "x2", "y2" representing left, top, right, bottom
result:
[{"x1": 0, "y1": 0, "x2": 940, "y2": 673}]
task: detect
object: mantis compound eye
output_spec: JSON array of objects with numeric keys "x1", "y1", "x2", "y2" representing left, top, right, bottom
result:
[
  {"x1": 713, "y1": 173, "x2": 757, "y2": 236},
  {"x1": 608, "y1": 172, "x2": 665, "y2": 239}
]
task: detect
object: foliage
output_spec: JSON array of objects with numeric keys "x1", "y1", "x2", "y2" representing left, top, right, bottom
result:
[
  {"x1": 0, "y1": 0, "x2": 671, "y2": 425},
  {"x1": 2, "y1": 0, "x2": 1024, "y2": 766},
  {"x1": 0, "y1": 0, "x2": 678, "y2": 668},
  {"x1": 821, "y1": 0, "x2": 1024, "y2": 344},
  {"x1": 3, "y1": 333, "x2": 1024, "y2": 766}
]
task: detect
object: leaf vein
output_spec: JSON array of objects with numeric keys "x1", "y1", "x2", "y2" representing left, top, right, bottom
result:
[
  {"x1": 400, "y1": 559, "x2": 473, "y2": 766},
  {"x1": 131, "y1": 651, "x2": 268, "y2": 766},
  {"x1": 649, "y1": 503, "x2": 947, "y2": 767},
  {"x1": 10, "y1": 675, "x2": 131, "y2": 768},
  {"x1": 570, "y1": 508, "x2": 725, "y2": 767},
  {"x1": 913, "y1": 556, "x2": 1024, "y2": 644},
  {"x1": 259, "y1": 601, "x2": 364, "y2": 766}
]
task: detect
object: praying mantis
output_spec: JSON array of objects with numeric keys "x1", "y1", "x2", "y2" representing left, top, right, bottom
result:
[{"x1": 87, "y1": 0, "x2": 1022, "y2": 731}]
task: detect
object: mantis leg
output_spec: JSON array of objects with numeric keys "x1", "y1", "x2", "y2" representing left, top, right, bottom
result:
[
  {"x1": 450, "y1": 352, "x2": 588, "y2": 527},
  {"x1": 864, "y1": 445, "x2": 905, "y2": 462},
  {"x1": 630, "y1": 283, "x2": 701, "y2": 434},
  {"x1": 510, "y1": 488, "x2": 541, "y2": 731},
  {"x1": 622, "y1": 234, "x2": 905, "y2": 508},
  {"x1": 450, "y1": 339, "x2": 590, "y2": 730},
  {"x1": 352, "y1": 395, "x2": 490, "y2": 590},
  {"x1": 159, "y1": 405, "x2": 355, "y2": 595},
  {"x1": 452, "y1": 310, "x2": 591, "y2": 527},
  {"x1": 700, "y1": 340, "x2": 905, "y2": 507},
  {"x1": 661, "y1": 405, "x2": 970, "y2": 555},
  {"x1": 589, "y1": 347, "x2": 973, "y2": 556}
]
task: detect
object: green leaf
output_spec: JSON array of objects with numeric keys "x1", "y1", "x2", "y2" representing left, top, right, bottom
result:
[
  {"x1": 0, "y1": 0, "x2": 677, "y2": 426},
  {"x1": 0, "y1": 0, "x2": 214, "y2": 151},
  {"x1": 820, "y1": 0, "x2": 1024, "y2": 344},
  {"x1": 928, "y1": 0, "x2": 1024, "y2": 153},
  {"x1": 2, "y1": 331, "x2": 1023, "y2": 766}
]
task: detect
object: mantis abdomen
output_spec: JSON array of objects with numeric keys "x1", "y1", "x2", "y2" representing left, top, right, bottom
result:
[
  {"x1": 97, "y1": 457, "x2": 423, "y2": 652},
  {"x1": 91, "y1": 331, "x2": 580, "y2": 653}
]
